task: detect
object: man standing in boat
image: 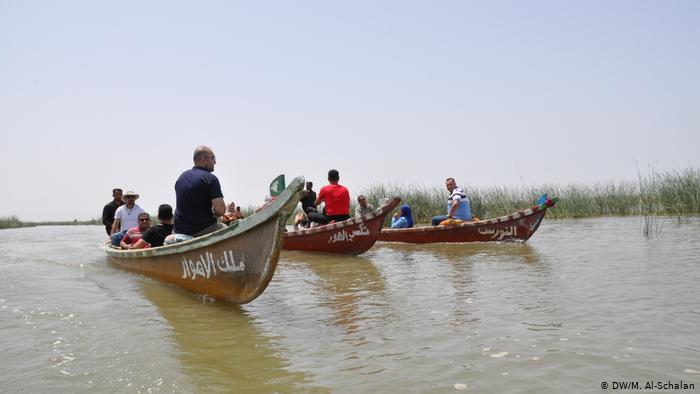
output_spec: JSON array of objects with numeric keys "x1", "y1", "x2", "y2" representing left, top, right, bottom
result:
[
  {"x1": 173, "y1": 146, "x2": 229, "y2": 237},
  {"x1": 431, "y1": 177, "x2": 472, "y2": 225},
  {"x1": 102, "y1": 188, "x2": 123, "y2": 236},
  {"x1": 110, "y1": 190, "x2": 145, "y2": 245},
  {"x1": 309, "y1": 169, "x2": 350, "y2": 225}
]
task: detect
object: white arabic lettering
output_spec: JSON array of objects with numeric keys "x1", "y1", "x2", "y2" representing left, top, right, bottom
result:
[
  {"x1": 328, "y1": 223, "x2": 370, "y2": 244},
  {"x1": 181, "y1": 250, "x2": 247, "y2": 280},
  {"x1": 477, "y1": 225, "x2": 517, "y2": 240}
]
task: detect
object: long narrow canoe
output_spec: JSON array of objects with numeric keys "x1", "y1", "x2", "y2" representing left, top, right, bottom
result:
[
  {"x1": 377, "y1": 198, "x2": 557, "y2": 244},
  {"x1": 105, "y1": 176, "x2": 305, "y2": 304},
  {"x1": 283, "y1": 197, "x2": 401, "y2": 255}
]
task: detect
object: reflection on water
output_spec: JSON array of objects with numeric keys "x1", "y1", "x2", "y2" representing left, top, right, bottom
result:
[
  {"x1": 283, "y1": 252, "x2": 386, "y2": 337},
  {"x1": 2, "y1": 218, "x2": 700, "y2": 393},
  {"x1": 376, "y1": 241, "x2": 541, "y2": 264},
  {"x1": 372, "y1": 241, "x2": 552, "y2": 328},
  {"x1": 138, "y1": 280, "x2": 315, "y2": 393}
]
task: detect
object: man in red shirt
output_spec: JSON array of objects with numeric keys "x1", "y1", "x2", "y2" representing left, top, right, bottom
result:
[
  {"x1": 119, "y1": 212, "x2": 152, "y2": 249},
  {"x1": 310, "y1": 169, "x2": 350, "y2": 225}
]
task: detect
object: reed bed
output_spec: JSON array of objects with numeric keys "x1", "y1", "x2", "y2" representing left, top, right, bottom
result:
[
  {"x1": 0, "y1": 216, "x2": 25, "y2": 229},
  {"x1": 3, "y1": 168, "x2": 698, "y2": 230},
  {"x1": 0, "y1": 217, "x2": 100, "y2": 230},
  {"x1": 357, "y1": 168, "x2": 700, "y2": 224}
]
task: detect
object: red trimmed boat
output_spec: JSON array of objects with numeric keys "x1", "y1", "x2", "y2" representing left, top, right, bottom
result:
[
  {"x1": 377, "y1": 198, "x2": 557, "y2": 244},
  {"x1": 283, "y1": 197, "x2": 401, "y2": 255}
]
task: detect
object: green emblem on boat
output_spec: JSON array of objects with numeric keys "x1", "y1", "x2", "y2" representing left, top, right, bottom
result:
[{"x1": 269, "y1": 174, "x2": 286, "y2": 197}]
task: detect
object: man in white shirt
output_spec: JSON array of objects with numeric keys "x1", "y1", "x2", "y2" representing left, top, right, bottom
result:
[{"x1": 110, "y1": 190, "x2": 145, "y2": 245}]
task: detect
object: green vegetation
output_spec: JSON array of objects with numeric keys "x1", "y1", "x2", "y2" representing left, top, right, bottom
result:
[
  {"x1": 0, "y1": 217, "x2": 100, "y2": 230},
  {"x1": 4, "y1": 168, "x2": 698, "y2": 230},
  {"x1": 358, "y1": 168, "x2": 700, "y2": 224},
  {"x1": 0, "y1": 216, "x2": 24, "y2": 229}
]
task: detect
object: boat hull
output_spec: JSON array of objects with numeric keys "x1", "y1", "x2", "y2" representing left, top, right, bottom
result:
[
  {"x1": 283, "y1": 197, "x2": 401, "y2": 255},
  {"x1": 105, "y1": 177, "x2": 304, "y2": 304},
  {"x1": 377, "y1": 205, "x2": 550, "y2": 244}
]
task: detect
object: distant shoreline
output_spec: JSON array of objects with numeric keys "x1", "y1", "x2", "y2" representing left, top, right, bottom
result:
[
  {"x1": 3, "y1": 167, "x2": 698, "y2": 230},
  {"x1": 0, "y1": 217, "x2": 100, "y2": 230}
]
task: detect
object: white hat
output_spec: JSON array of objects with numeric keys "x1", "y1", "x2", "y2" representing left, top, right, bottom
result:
[{"x1": 121, "y1": 191, "x2": 139, "y2": 202}]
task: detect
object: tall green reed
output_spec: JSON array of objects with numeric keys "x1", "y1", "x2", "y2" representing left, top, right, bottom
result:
[
  {"x1": 637, "y1": 168, "x2": 663, "y2": 237},
  {"x1": 356, "y1": 168, "x2": 700, "y2": 225}
]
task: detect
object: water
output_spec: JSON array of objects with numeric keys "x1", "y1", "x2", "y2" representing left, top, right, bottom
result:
[{"x1": 1, "y1": 217, "x2": 699, "y2": 393}]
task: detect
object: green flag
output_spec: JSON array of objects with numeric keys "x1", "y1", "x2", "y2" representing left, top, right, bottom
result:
[{"x1": 269, "y1": 174, "x2": 285, "y2": 197}]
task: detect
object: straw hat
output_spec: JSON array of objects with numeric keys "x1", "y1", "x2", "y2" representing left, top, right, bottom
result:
[{"x1": 121, "y1": 191, "x2": 139, "y2": 202}]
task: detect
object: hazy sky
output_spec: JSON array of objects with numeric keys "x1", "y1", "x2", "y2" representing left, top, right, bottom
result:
[{"x1": 1, "y1": 1, "x2": 698, "y2": 221}]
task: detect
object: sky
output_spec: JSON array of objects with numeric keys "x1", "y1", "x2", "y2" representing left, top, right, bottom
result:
[{"x1": 1, "y1": 1, "x2": 698, "y2": 221}]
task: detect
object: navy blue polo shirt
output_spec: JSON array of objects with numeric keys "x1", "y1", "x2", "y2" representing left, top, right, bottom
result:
[{"x1": 174, "y1": 166, "x2": 224, "y2": 236}]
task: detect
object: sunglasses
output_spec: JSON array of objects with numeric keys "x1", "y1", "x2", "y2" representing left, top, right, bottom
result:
[{"x1": 138, "y1": 218, "x2": 150, "y2": 222}]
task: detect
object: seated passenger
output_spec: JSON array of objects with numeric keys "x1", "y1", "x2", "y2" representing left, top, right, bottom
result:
[
  {"x1": 130, "y1": 205, "x2": 174, "y2": 249},
  {"x1": 222, "y1": 201, "x2": 242, "y2": 225},
  {"x1": 308, "y1": 169, "x2": 350, "y2": 225},
  {"x1": 354, "y1": 195, "x2": 375, "y2": 217},
  {"x1": 293, "y1": 212, "x2": 310, "y2": 230},
  {"x1": 391, "y1": 204, "x2": 414, "y2": 229},
  {"x1": 431, "y1": 177, "x2": 472, "y2": 226},
  {"x1": 299, "y1": 182, "x2": 317, "y2": 214},
  {"x1": 120, "y1": 212, "x2": 152, "y2": 249}
]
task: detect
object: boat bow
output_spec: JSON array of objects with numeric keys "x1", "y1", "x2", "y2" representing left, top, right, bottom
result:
[{"x1": 105, "y1": 176, "x2": 305, "y2": 304}]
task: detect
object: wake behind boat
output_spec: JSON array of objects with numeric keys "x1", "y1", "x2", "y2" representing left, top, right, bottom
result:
[
  {"x1": 105, "y1": 176, "x2": 305, "y2": 304},
  {"x1": 283, "y1": 197, "x2": 401, "y2": 255},
  {"x1": 377, "y1": 198, "x2": 557, "y2": 244}
]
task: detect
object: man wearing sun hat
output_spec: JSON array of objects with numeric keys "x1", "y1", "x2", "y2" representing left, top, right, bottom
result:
[{"x1": 109, "y1": 190, "x2": 145, "y2": 246}]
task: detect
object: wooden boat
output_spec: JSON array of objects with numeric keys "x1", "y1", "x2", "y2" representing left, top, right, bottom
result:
[
  {"x1": 377, "y1": 198, "x2": 558, "y2": 244},
  {"x1": 283, "y1": 197, "x2": 401, "y2": 255},
  {"x1": 105, "y1": 176, "x2": 305, "y2": 304}
]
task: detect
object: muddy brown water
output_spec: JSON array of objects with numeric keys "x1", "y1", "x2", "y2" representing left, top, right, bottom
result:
[{"x1": 1, "y1": 217, "x2": 698, "y2": 393}]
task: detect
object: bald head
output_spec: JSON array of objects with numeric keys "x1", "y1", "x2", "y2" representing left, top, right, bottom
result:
[
  {"x1": 193, "y1": 146, "x2": 213, "y2": 162},
  {"x1": 193, "y1": 146, "x2": 216, "y2": 171}
]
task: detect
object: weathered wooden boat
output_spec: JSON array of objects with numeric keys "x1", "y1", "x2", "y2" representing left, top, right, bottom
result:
[
  {"x1": 283, "y1": 197, "x2": 401, "y2": 255},
  {"x1": 105, "y1": 176, "x2": 305, "y2": 304},
  {"x1": 377, "y1": 198, "x2": 558, "y2": 244}
]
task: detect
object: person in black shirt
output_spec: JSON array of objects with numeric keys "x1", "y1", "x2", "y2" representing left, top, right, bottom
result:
[
  {"x1": 101, "y1": 188, "x2": 123, "y2": 236},
  {"x1": 174, "y1": 146, "x2": 230, "y2": 236},
  {"x1": 299, "y1": 181, "x2": 317, "y2": 214},
  {"x1": 131, "y1": 204, "x2": 174, "y2": 249}
]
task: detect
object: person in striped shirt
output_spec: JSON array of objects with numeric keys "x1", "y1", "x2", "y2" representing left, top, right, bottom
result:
[{"x1": 431, "y1": 177, "x2": 472, "y2": 225}]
